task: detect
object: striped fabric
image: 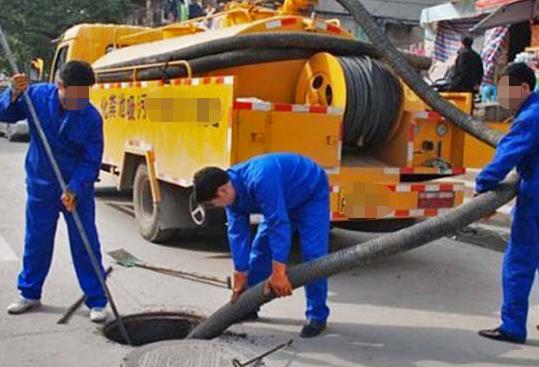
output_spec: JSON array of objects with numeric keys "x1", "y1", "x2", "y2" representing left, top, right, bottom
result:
[
  {"x1": 481, "y1": 26, "x2": 509, "y2": 84},
  {"x1": 433, "y1": 16, "x2": 486, "y2": 62}
]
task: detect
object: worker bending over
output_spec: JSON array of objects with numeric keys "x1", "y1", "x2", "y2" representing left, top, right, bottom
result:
[
  {"x1": 193, "y1": 153, "x2": 330, "y2": 338},
  {"x1": 476, "y1": 63, "x2": 539, "y2": 344},
  {"x1": 1, "y1": 61, "x2": 108, "y2": 322}
]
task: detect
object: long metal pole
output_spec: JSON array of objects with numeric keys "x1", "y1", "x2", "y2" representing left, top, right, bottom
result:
[{"x1": 0, "y1": 25, "x2": 132, "y2": 345}]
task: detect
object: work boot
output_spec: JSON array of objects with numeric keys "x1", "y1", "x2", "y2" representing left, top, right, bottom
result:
[
  {"x1": 6, "y1": 297, "x2": 41, "y2": 315},
  {"x1": 89, "y1": 307, "x2": 108, "y2": 323},
  {"x1": 300, "y1": 320, "x2": 326, "y2": 338},
  {"x1": 478, "y1": 327, "x2": 525, "y2": 344}
]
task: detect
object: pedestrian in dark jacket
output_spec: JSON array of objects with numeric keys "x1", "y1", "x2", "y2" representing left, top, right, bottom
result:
[{"x1": 448, "y1": 35, "x2": 484, "y2": 92}]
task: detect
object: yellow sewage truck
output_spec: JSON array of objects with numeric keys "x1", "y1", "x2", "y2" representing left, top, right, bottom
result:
[{"x1": 47, "y1": 0, "x2": 471, "y2": 242}]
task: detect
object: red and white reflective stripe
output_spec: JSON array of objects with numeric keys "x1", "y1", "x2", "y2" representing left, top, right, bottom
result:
[
  {"x1": 384, "y1": 167, "x2": 465, "y2": 175},
  {"x1": 415, "y1": 111, "x2": 442, "y2": 120},
  {"x1": 265, "y1": 17, "x2": 297, "y2": 29},
  {"x1": 391, "y1": 208, "x2": 449, "y2": 218},
  {"x1": 157, "y1": 173, "x2": 191, "y2": 187},
  {"x1": 233, "y1": 101, "x2": 272, "y2": 112},
  {"x1": 126, "y1": 139, "x2": 152, "y2": 151},
  {"x1": 399, "y1": 167, "x2": 466, "y2": 175},
  {"x1": 234, "y1": 101, "x2": 344, "y2": 115},
  {"x1": 314, "y1": 21, "x2": 342, "y2": 34},
  {"x1": 406, "y1": 123, "x2": 416, "y2": 166},
  {"x1": 386, "y1": 183, "x2": 465, "y2": 192}
]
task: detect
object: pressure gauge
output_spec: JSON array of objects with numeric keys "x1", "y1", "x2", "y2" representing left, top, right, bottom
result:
[{"x1": 436, "y1": 123, "x2": 448, "y2": 137}]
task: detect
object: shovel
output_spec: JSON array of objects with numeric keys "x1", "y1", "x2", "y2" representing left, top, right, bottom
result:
[{"x1": 108, "y1": 249, "x2": 231, "y2": 289}]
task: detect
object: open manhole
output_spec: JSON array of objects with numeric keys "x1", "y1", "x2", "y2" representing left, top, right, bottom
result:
[{"x1": 103, "y1": 311, "x2": 205, "y2": 346}]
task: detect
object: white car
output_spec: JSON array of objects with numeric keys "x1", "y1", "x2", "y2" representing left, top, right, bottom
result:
[{"x1": 0, "y1": 119, "x2": 29, "y2": 141}]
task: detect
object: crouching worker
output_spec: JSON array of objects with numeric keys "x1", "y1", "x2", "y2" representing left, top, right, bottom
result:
[
  {"x1": 1, "y1": 61, "x2": 108, "y2": 323},
  {"x1": 193, "y1": 153, "x2": 330, "y2": 338},
  {"x1": 476, "y1": 63, "x2": 539, "y2": 344}
]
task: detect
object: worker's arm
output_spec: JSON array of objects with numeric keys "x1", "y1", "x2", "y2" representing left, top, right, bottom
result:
[
  {"x1": 476, "y1": 117, "x2": 537, "y2": 193},
  {"x1": 0, "y1": 74, "x2": 28, "y2": 122},
  {"x1": 66, "y1": 115, "x2": 104, "y2": 198},
  {"x1": 226, "y1": 209, "x2": 252, "y2": 303},
  {"x1": 225, "y1": 208, "x2": 252, "y2": 272}
]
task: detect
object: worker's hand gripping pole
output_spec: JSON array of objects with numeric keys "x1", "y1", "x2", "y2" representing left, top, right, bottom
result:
[{"x1": 0, "y1": 25, "x2": 132, "y2": 346}]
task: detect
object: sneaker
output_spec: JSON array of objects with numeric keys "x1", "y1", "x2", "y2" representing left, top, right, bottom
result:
[
  {"x1": 6, "y1": 297, "x2": 41, "y2": 315},
  {"x1": 478, "y1": 327, "x2": 525, "y2": 344},
  {"x1": 300, "y1": 320, "x2": 327, "y2": 338},
  {"x1": 89, "y1": 307, "x2": 108, "y2": 323}
]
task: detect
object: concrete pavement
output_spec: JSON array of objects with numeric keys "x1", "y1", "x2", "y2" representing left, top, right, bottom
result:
[{"x1": 0, "y1": 139, "x2": 538, "y2": 367}]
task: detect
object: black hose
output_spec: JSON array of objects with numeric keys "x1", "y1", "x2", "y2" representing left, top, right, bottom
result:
[
  {"x1": 337, "y1": 0, "x2": 502, "y2": 148},
  {"x1": 339, "y1": 56, "x2": 402, "y2": 148},
  {"x1": 188, "y1": 174, "x2": 517, "y2": 339},
  {"x1": 187, "y1": 0, "x2": 516, "y2": 340},
  {"x1": 97, "y1": 48, "x2": 315, "y2": 83},
  {"x1": 94, "y1": 32, "x2": 431, "y2": 73}
]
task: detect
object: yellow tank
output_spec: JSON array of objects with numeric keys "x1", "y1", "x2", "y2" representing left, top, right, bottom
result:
[{"x1": 49, "y1": 1, "x2": 471, "y2": 242}]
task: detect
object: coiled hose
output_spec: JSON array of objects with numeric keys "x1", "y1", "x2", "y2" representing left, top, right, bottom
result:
[
  {"x1": 187, "y1": 0, "x2": 518, "y2": 340},
  {"x1": 339, "y1": 56, "x2": 402, "y2": 148},
  {"x1": 94, "y1": 32, "x2": 431, "y2": 83}
]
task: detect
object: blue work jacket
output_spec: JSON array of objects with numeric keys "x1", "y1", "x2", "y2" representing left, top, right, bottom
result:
[
  {"x1": 0, "y1": 84, "x2": 103, "y2": 199},
  {"x1": 225, "y1": 153, "x2": 327, "y2": 272},
  {"x1": 476, "y1": 93, "x2": 539, "y2": 215}
]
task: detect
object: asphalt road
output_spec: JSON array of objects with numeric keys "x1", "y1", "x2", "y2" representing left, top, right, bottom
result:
[{"x1": 0, "y1": 138, "x2": 538, "y2": 367}]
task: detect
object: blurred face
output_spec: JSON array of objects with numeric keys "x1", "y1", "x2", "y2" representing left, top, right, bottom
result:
[
  {"x1": 57, "y1": 81, "x2": 90, "y2": 110},
  {"x1": 497, "y1": 76, "x2": 531, "y2": 112},
  {"x1": 208, "y1": 183, "x2": 236, "y2": 208}
]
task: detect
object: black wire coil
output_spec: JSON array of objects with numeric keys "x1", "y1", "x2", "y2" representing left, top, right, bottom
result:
[{"x1": 339, "y1": 56, "x2": 402, "y2": 149}]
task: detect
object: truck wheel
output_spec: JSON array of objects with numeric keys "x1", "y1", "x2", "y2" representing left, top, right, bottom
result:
[{"x1": 133, "y1": 164, "x2": 175, "y2": 243}]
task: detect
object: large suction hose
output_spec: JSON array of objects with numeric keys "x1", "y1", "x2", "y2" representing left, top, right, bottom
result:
[
  {"x1": 94, "y1": 32, "x2": 432, "y2": 72},
  {"x1": 187, "y1": 0, "x2": 517, "y2": 340}
]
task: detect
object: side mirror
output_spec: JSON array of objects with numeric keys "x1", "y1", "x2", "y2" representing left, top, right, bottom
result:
[{"x1": 29, "y1": 58, "x2": 44, "y2": 81}]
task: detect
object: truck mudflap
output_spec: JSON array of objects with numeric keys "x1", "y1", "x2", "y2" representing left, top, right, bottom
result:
[{"x1": 329, "y1": 181, "x2": 465, "y2": 221}]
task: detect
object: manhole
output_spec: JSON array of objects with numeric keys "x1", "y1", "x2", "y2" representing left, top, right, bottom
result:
[
  {"x1": 103, "y1": 311, "x2": 205, "y2": 346},
  {"x1": 122, "y1": 340, "x2": 257, "y2": 367}
]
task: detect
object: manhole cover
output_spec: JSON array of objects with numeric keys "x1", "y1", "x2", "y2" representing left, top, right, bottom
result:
[
  {"x1": 103, "y1": 311, "x2": 205, "y2": 346},
  {"x1": 122, "y1": 340, "x2": 258, "y2": 367}
]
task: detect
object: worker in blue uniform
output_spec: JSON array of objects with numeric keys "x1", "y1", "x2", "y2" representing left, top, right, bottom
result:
[
  {"x1": 2, "y1": 61, "x2": 108, "y2": 323},
  {"x1": 476, "y1": 63, "x2": 539, "y2": 344},
  {"x1": 193, "y1": 153, "x2": 330, "y2": 337}
]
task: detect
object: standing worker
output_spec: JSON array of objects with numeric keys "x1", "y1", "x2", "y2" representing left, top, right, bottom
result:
[
  {"x1": 1, "y1": 61, "x2": 108, "y2": 323},
  {"x1": 193, "y1": 153, "x2": 330, "y2": 338},
  {"x1": 448, "y1": 35, "x2": 484, "y2": 93},
  {"x1": 476, "y1": 63, "x2": 539, "y2": 344}
]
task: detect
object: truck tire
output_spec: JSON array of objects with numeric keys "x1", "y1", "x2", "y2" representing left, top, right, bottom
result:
[{"x1": 133, "y1": 164, "x2": 176, "y2": 243}]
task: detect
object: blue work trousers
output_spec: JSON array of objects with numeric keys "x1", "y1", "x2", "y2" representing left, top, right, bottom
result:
[
  {"x1": 17, "y1": 193, "x2": 107, "y2": 309},
  {"x1": 247, "y1": 181, "x2": 330, "y2": 323},
  {"x1": 500, "y1": 208, "x2": 539, "y2": 341}
]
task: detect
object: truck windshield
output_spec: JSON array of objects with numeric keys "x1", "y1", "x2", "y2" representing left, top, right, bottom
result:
[{"x1": 51, "y1": 45, "x2": 68, "y2": 83}]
